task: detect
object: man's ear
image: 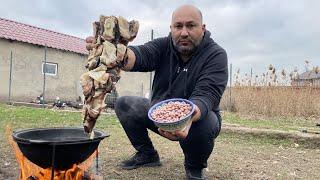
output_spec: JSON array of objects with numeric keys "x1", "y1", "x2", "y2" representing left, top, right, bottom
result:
[{"x1": 202, "y1": 24, "x2": 206, "y2": 32}]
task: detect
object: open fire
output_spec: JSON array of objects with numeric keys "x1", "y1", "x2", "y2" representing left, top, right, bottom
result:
[
  {"x1": 26, "y1": 164, "x2": 94, "y2": 180},
  {"x1": 11, "y1": 135, "x2": 99, "y2": 180},
  {"x1": 7, "y1": 127, "x2": 104, "y2": 180}
]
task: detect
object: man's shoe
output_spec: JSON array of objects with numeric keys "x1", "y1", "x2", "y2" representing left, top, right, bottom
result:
[
  {"x1": 185, "y1": 168, "x2": 206, "y2": 180},
  {"x1": 119, "y1": 151, "x2": 161, "y2": 170}
]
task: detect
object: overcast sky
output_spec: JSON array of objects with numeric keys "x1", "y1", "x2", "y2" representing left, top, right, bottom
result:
[{"x1": 0, "y1": 0, "x2": 319, "y2": 76}]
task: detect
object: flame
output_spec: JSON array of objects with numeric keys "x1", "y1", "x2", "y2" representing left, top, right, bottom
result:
[
  {"x1": 31, "y1": 164, "x2": 92, "y2": 180},
  {"x1": 6, "y1": 126, "x2": 98, "y2": 180}
]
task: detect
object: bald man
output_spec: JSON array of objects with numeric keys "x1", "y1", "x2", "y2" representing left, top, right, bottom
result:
[{"x1": 88, "y1": 4, "x2": 228, "y2": 180}]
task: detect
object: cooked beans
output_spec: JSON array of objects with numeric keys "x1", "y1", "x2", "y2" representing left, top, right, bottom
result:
[{"x1": 151, "y1": 101, "x2": 192, "y2": 122}]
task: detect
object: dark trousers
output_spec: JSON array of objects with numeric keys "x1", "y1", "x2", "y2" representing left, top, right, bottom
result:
[{"x1": 115, "y1": 96, "x2": 221, "y2": 169}]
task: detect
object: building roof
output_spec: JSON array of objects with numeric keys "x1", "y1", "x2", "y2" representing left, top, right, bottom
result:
[
  {"x1": 0, "y1": 17, "x2": 88, "y2": 55},
  {"x1": 298, "y1": 70, "x2": 320, "y2": 80}
]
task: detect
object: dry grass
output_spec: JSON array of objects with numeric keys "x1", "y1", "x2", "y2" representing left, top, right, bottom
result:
[{"x1": 221, "y1": 86, "x2": 320, "y2": 118}]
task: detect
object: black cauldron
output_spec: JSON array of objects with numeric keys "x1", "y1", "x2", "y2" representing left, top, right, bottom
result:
[{"x1": 12, "y1": 127, "x2": 109, "y2": 170}]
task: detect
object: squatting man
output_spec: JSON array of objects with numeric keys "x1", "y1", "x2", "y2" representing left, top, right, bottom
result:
[{"x1": 86, "y1": 4, "x2": 228, "y2": 180}]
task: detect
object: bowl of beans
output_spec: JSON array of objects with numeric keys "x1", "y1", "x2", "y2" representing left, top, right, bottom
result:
[{"x1": 148, "y1": 98, "x2": 195, "y2": 132}]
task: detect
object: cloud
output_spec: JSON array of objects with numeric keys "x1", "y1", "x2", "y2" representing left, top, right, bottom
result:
[
  {"x1": 0, "y1": 0, "x2": 319, "y2": 75},
  {"x1": 199, "y1": 0, "x2": 320, "y2": 75}
]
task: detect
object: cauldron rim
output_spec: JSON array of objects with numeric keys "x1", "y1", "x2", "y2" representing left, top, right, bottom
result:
[
  {"x1": 12, "y1": 127, "x2": 109, "y2": 145},
  {"x1": 11, "y1": 127, "x2": 109, "y2": 170}
]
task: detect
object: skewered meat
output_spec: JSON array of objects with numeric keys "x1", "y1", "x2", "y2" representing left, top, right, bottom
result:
[{"x1": 81, "y1": 16, "x2": 139, "y2": 135}]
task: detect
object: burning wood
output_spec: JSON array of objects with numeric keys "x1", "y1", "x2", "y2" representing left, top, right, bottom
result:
[
  {"x1": 26, "y1": 164, "x2": 103, "y2": 180},
  {"x1": 81, "y1": 15, "x2": 139, "y2": 135},
  {"x1": 7, "y1": 127, "x2": 99, "y2": 179}
]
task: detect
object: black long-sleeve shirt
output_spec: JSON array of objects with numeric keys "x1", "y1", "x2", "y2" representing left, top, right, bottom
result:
[{"x1": 129, "y1": 30, "x2": 228, "y2": 120}]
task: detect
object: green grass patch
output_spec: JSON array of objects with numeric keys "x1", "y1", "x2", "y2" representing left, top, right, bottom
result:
[
  {"x1": 0, "y1": 104, "x2": 118, "y2": 132},
  {"x1": 1, "y1": 103, "x2": 317, "y2": 134},
  {"x1": 0, "y1": 103, "x2": 318, "y2": 149}
]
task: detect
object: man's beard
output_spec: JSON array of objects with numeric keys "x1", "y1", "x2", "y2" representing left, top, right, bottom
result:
[{"x1": 173, "y1": 37, "x2": 202, "y2": 56}]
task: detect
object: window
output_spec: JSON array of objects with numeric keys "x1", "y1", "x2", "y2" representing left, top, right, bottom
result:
[{"x1": 42, "y1": 62, "x2": 58, "y2": 76}]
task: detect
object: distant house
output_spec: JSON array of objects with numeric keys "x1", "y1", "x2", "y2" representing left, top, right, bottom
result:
[
  {"x1": 0, "y1": 18, "x2": 151, "y2": 103},
  {"x1": 291, "y1": 70, "x2": 320, "y2": 86}
]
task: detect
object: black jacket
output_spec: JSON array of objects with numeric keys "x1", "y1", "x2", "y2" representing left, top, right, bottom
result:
[{"x1": 130, "y1": 30, "x2": 228, "y2": 120}]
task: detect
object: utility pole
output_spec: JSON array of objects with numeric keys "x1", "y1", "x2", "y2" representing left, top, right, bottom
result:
[
  {"x1": 42, "y1": 45, "x2": 47, "y2": 108},
  {"x1": 250, "y1": 67, "x2": 253, "y2": 86},
  {"x1": 8, "y1": 51, "x2": 13, "y2": 103},
  {"x1": 229, "y1": 63, "x2": 232, "y2": 111}
]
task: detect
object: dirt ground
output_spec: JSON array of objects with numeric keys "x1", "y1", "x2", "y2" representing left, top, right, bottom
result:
[{"x1": 1, "y1": 126, "x2": 319, "y2": 180}]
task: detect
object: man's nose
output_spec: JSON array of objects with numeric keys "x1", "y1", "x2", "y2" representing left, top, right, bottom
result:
[{"x1": 180, "y1": 26, "x2": 189, "y2": 37}]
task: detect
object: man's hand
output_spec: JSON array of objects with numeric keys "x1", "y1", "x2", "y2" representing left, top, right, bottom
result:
[
  {"x1": 158, "y1": 105, "x2": 201, "y2": 141},
  {"x1": 85, "y1": 36, "x2": 96, "y2": 50},
  {"x1": 158, "y1": 119, "x2": 192, "y2": 141}
]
